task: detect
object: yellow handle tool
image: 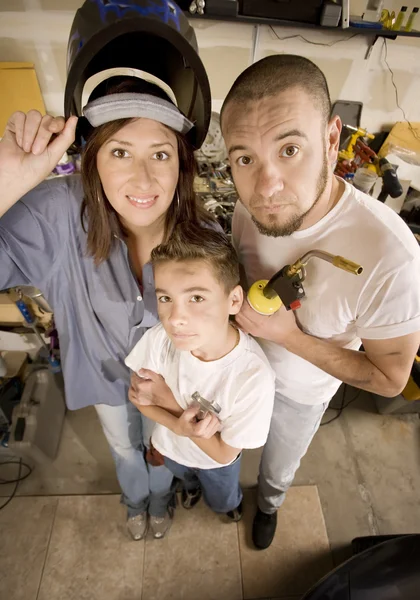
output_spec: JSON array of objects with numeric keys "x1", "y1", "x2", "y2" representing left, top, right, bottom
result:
[{"x1": 247, "y1": 251, "x2": 363, "y2": 316}]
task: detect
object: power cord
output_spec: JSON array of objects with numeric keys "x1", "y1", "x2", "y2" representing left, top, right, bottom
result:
[
  {"x1": 321, "y1": 383, "x2": 362, "y2": 426},
  {"x1": 382, "y1": 38, "x2": 420, "y2": 143},
  {"x1": 0, "y1": 458, "x2": 33, "y2": 511},
  {"x1": 269, "y1": 26, "x2": 359, "y2": 47}
]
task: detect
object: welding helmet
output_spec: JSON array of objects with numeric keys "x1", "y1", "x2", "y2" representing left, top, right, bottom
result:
[{"x1": 64, "y1": 0, "x2": 211, "y2": 148}]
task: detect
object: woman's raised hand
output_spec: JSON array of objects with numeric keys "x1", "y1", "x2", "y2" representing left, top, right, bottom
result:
[{"x1": 0, "y1": 110, "x2": 78, "y2": 216}]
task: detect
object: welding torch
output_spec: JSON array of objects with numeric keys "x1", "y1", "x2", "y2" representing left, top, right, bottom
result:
[{"x1": 247, "y1": 251, "x2": 364, "y2": 315}]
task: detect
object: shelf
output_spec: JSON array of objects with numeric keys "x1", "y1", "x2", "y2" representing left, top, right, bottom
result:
[
  {"x1": 187, "y1": 12, "x2": 420, "y2": 38},
  {"x1": 347, "y1": 26, "x2": 420, "y2": 37}
]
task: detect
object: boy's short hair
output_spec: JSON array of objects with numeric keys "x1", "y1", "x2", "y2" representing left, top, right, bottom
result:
[{"x1": 151, "y1": 224, "x2": 240, "y2": 293}]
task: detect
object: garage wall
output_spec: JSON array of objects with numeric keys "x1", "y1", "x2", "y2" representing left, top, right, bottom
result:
[{"x1": 1, "y1": 0, "x2": 420, "y2": 133}]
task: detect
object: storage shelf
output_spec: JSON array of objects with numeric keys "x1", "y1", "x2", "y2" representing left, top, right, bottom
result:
[{"x1": 187, "y1": 12, "x2": 420, "y2": 38}]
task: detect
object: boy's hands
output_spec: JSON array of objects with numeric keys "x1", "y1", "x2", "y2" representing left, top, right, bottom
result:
[
  {"x1": 128, "y1": 369, "x2": 221, "y2": 440},
  {"x1": 175, "y1": 404, "x2": 221, "y2": 440},
  {"x1": 128, "y1": 369, "x2": 175, "y2": 410}
]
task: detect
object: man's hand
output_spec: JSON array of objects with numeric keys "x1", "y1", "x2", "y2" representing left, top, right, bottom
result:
[
  {"x1": 175, "y1": 404, "x2": 221, "y2": 439},
  {"x1": 128, "y1": 368, "x2": 175, "y2": 410},
  {"x1": 235, "y1": 298, "x2": 299, "y2": 345}
]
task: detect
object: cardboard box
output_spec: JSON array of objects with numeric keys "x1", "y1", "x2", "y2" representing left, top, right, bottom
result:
[
  {"x1": 0, "y1": 62, "x2": 45, "y2": 136},
  {"x1": 0, "y1": 351, "x2": 28, "y2": 379},
  {"x1": 379, "y1": 122, "x2": 420, "y2": 159}
]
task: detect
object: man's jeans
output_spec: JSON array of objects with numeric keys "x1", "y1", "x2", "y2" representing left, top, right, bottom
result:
[
  {"x1": 164, "y1": 454, "x2": 243, "y2": 513},
  {"x1": 95, "y1": 401, "x2": 174, "y2": 518},
  {"x1": 258, "y1": 392, "x2": 329, "y2": 514}
]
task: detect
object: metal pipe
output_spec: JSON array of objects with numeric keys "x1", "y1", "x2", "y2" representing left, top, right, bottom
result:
[
  {"x1": 250, "y1": 25, "x2": 260, "y2": 65},
  {"x1": 20, "y1": 286, "x2": 53, "y2": 313},
  {"x1": 286, "y1": 250, "x2": 363, "y2": 277}
]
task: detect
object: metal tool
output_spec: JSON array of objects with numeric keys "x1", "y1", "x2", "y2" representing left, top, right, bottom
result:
[
  {"x1": 247, "y1": 250, "x2": 364, "y2": 316},
  {"x1": 338, "y1": 125, "x2": 375, "y2": 162},
  {"x1": 18, "y1": 286, "x2": 53, "y2": 313},
  {"x1": 189, "y1": 0, "x2": 205, "y2": 14},
  {"x1": 335, "y1": 132, "x2": 403, "y2": 202},
  {"x1": 191, "y1": 391, "x2": 221, "y2": 421},
  {"x1": 14, "y1": 290, "x2": 61, "y2": 373}
]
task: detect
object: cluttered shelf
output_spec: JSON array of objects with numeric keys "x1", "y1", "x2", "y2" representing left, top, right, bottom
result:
[{"x1": 186, "y1": 14, "x2": 420, "y2": 38}]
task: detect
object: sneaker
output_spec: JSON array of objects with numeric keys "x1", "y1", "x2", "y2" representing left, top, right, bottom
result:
[
  {"x1": 181, "y1": 487, "x2": 202, "y2": 509},
  {"x1": 226, "y1": 500, "x2": 243, "y2": 522},
  {"x1": 252, "y1": 507, "x2": 277, "y2": 550},
  {"x1": 127, "y1": 512, "x2": 148, "y2": 541},
  {"x1": 150, "y1": 511, "x2": 173, "y2": 539}
]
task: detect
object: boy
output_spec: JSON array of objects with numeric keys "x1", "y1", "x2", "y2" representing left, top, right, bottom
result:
[{"x1": 125, "y1": 224, "x2": 275, "y2": 538}]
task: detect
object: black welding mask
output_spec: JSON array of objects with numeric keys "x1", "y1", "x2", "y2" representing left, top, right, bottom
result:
[{"x1": 64, "y1": 0, "x2": 211, "y2": 149}]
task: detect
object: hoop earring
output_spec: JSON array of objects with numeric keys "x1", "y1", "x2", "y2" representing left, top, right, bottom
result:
[{"x1": 176, "y1": 190, "x2": 180, "y2": 210}]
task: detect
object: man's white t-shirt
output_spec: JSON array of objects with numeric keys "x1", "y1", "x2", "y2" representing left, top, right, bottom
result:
[
  {"x1": 232, "y1": 180, "x2": 420, "y2": 406},
  {"x1": 125, "y1": 323, "x2": 275, "y2": 469}
]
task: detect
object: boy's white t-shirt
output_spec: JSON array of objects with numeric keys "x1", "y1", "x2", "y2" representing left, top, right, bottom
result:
[
  {"x1": 125, "y1": 323, "x2": 275, "y2": 469},
  {"x1": 232, "y1": 180, "x2": 420, "y2": 406}
]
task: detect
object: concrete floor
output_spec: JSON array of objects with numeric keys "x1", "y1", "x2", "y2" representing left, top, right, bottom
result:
[
  {"x1": 1, "y1": 384, "x2": 420, "y2": 572},
  {"x1": 1, "y1": 487, "x2": 334, "y2": 600}
]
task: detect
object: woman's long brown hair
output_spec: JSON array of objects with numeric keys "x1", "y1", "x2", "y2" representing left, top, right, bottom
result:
[{"x1": 80, "y1": 77, "x2": 213, "y2": 264}]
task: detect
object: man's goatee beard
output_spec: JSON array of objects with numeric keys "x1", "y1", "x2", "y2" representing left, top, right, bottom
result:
[{"x1": 251, "y1": 157, "x2": 329, "y2": 238}]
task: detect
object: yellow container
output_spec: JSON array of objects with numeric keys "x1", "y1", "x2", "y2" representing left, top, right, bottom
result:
[
  {"x1": 402, "y1": 354, "x2": 420, "y2": 401},
  {"x1": 402, "y1": 376, "x2": 420, "y2": 401},
  {"x1": 247, "y1": 280, "x2": 282, "y2": 316},
  {"x1": 393, "y1": 5, "x2": 408, "y2": 30},
  {"x1": 405, "y1": 7, "x2": 419, "y2": 31}
]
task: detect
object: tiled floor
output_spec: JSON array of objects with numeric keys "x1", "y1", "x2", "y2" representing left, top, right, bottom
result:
[
  {"x1": 37, "y1": 496, "x2": 144, "y2": 600},
  {"x1": 0, "y1": 487, "x2": 330, "y2": 600},
  {"x1": 1, "y1": 386, "x2": 420, "y2": 598},
  {"x1": 1, "y1": 496, "x2": 57, "y2": 600},
  {"x1": 238, "y1": 488, "x2": 332, "y2": 599}
]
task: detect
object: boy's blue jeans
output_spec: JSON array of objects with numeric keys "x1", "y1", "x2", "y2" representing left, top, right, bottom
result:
[{"x1": 164, "y1": 454, "x2": 243, "y2": 513}]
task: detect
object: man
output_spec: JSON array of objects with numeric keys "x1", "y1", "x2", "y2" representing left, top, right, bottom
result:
[{"x1": 220, "y1": 55, "x2": 420, "y2": 550}]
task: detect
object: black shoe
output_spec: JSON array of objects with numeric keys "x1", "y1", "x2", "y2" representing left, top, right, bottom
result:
[
  {"x1": 252, "y1": 507, "x2": 277, "y2": 549},
  {"x1": 226, "y1": 500, "x2": 243, "y2": 522},
  {"x1": 181, "y1": 487, "x2": 202, "y2": 509}
]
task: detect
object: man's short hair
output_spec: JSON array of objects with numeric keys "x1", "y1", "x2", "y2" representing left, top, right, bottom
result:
[
  {"x1": 151, "y1": 224, "x2": 240, "y2": 293},
  {"x1": 221, "y1": 54, "x2": 331, "y2": 126}
]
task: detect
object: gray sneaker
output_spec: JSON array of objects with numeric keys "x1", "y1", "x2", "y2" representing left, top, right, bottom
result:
[
  {"x1": 127, "y1": 512, "x2": 148, "y2": 541},
  {"x1": 150, "y1": 511, "x2": 173, "y2": 539}
]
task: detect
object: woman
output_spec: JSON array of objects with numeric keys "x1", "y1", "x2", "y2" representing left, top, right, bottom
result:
[{"x1": 0, "y1": 74, "x2": 213, "y2": 540}]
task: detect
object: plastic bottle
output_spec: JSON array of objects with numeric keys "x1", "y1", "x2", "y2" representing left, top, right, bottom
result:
[
  {"x1": 405, "y1": 7, "x2": 419, "y2": 31},
  {"x1": 353, "y1": 168, "x2": 378, "y2": 194},
  {"x1": 393, "y1": 6, "x2": 408, "y2": 30},
  {"x1": 363, "y1": 0, "x2": 384, "y2": 22}
]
